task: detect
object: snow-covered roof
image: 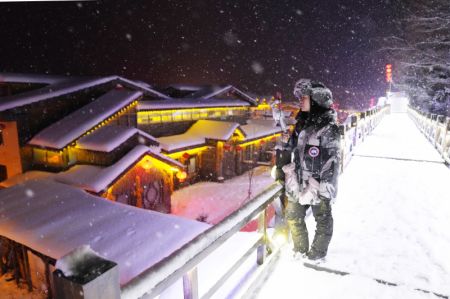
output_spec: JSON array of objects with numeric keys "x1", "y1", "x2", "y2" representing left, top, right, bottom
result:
[
  {"x1": 0, "y1": 170, "x2": 54, "y2": 188},
  {"x1": 136, "y1": 129, "x2": 159, "y2": 144},
  {"x1": 0, "y1": 74, "x2": 169, "y2": 113},
  {"x1": 167, "y1": 84, "x2": 203, "y2": 91},
  {"x1": 240, "y1": 123, "x2": 283, "y2": 141},
  {"x1": 76, "y1": 125, "x2": 139, "y2": 152},
  {"x1": 246, "y1": 119, "x2": 278, "y2": 126},
  {"x1": 138, "y1": 98, "x2": 250, "y2": 110},
  {"x1": 0, "y1": 179, "x2": 209, "y2": 286},
  {"x1": 0, "y1": 72, "x2": 67, "y2": 84},
  {"x1": 55, "y1": 145, "x2": 183, "y2": 193},
  {"x1": 157, "y1": 120, "x2": 281, "y2": 153},
  {"x1": 186, "y1": 85, "x2": 230, "y2": 98},
  {"x1": 157, "y1": 135, "x2": 206, "y2": 152},
  {"x1": 158, "y1": 120, "x2": 242, "y2": 152},
  {"x1": 189, "y1": 120, "x2": 242, "y2": 140},
  {"x1": 0, "y1": 76, "x2": 118, "y2": 112},
  {"x1": 192, "y1": 85, "x2": 257, "y2": 105},
  {"x1": 116, "y1": 77, "x2": 170, "y2": 99},
  {"x1": 143, "y1": 84, "x2": 257, "y2": 106},
  {"x1": 29, "y1": 89, "x2": 142, "y2": 149}
]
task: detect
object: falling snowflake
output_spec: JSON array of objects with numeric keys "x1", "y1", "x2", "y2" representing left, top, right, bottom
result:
[
  {"x1": 25, "y1": 189, "x2": 34, "y2": 198},
  {"x1": 251, "y1": 62, "x2": 264, "y2": 74},
  {"x1": 223, "y1": 30, "x2": 238, "y2": 46}
]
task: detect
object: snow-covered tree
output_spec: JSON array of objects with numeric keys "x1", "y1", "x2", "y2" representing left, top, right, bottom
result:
[{"x1": 384, "y1": 0, "x2": 450, "y2": 115}]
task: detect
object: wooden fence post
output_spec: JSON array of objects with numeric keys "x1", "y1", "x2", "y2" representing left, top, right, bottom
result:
[
  {"x1": 183, "y1": 267, "x2": 199, "y2": 299},
  {"x1": 257, "y1": 208, "x2": 267, "y2": 265}
]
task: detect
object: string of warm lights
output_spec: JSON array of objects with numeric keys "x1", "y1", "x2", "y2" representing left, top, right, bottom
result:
[
  {"x1": 137, "y1": 106, "x2": 248, "y2": 124},
  {"x1": 30, "y1": 100, "x2": 140, "y2": 164}
]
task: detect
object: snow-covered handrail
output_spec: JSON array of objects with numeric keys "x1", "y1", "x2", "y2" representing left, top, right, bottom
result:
[
  {"x1": 338, "y1": 106, "x2": 389, "y2": 172},
  {"x1": 408, "y1": 106, "x2": 450, "y2": 164},
  {"x1": 120, "y1": 182, "x2": 283, "y2": 299}
]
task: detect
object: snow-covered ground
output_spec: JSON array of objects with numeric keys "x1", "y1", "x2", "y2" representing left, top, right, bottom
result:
[
  {"x1": 171, "y1": 166, "x2": 274, "y2": 224},
  {"x1": 3, "y1": 113, "x2": 449, "y2": 299},
  {"x1": 256, "y1": 113, "x2": 450, "y2": 298}
]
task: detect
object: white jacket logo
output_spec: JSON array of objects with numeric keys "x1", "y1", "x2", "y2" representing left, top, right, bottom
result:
[{"x1": 308, "y1": 146, "x2": 320, "y2": 157}]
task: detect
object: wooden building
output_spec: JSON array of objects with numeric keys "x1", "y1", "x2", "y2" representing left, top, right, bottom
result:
[
  {"x1": 158, "y1": 119, "x2": 282, "y2": 183},
  {"x1": 0, "y1": 73, "x2": 281, "y2": 213},
  {"x1": 0, "y1": 73, "x2": 169, "y2": 180}
]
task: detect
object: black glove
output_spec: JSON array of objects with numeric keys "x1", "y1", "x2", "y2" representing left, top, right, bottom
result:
[{"x1": 275, "y1": 148, "x2": 292, "y2": 182}]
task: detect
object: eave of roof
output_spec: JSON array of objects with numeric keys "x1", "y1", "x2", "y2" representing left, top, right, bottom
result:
[{"x1": 28, "y1": 89, "x2": 142, "y2": 149}]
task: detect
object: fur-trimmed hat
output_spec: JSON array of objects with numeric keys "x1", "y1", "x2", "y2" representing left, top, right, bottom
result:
[
  {"x1": 293, "y1": 78, "x2": 313, "y2": 98},
  {"x1": 293, "y1": 78, "x2": 333, "y2": 109},
  {"x1": 311, "y1": 86, "x2": 333, "y2": 109}
]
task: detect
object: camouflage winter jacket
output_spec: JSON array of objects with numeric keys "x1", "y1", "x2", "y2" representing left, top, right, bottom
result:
[{"x1": 283, "y1": 110, "x2": 341, "y2": 204}]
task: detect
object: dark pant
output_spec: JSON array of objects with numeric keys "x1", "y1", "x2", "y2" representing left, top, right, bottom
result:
[{"x1": 285, "y1": 200, "x2": 333, "y2": 256}]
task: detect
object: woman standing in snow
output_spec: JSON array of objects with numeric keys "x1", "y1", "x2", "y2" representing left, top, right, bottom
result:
[{"x1": 280, "y1": 79, "x2": 341, "y2": 260}]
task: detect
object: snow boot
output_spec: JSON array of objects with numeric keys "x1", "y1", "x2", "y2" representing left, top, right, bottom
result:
[
  {"x1": 293, "y1": 251, "x2": 307, "y2": 261},
  {"x1": 306, "y1": 250, "x2": 326, "y2": 263}
]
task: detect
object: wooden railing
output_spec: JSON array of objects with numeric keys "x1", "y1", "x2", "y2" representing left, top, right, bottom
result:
[{"x1": 121, "y1": 183, "x2": 283, "y2": 299}]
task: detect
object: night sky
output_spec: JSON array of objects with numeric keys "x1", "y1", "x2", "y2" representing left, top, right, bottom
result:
[{"x1": 1, "y1": 0, "x2": 399, "y2": 107}]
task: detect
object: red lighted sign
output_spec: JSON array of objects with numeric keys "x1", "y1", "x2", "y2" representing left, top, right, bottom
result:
[{"x1": 386, "y1": 64, "x2": 392, "y2": 83}]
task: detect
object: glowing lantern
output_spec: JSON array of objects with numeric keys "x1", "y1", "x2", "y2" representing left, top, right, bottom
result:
[
  {"x1": 386, "y1": 64, "x2": 392, "y2": 83},
  {"x1": 271, "y1": 136, "x2": 276, "y2": 141},
  {"x1": 142, "y1": 158, "x2": 152, "y2": 170},
  {"x1": 176, "y1": 171, "x2": 187, "y2": 182},
  {"x1": 223, "y1": 144, "x2": 231, "y2": 151},
  {"x1": 260, "y1": 140, "x2": 266, "y2": 145},
  {"x1": 182, "y1": 152, "x2": 190, "y2": 159},
  {"x1": 48, "y1": 153, "x2": 61, "y2": 164},
  {"x1": 236, "y1": 145, "x2": 243, "y2": 151}
]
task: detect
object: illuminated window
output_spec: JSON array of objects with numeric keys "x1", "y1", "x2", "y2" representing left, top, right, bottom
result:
[
  {"x1": 138, "y1": 107, "x2": 248, "y2": 124},
  {"x1": 47, "y1": 152, "x2": 62, "y2": 164},
  {"x1": 235, "y1": 109, "x2": 245, "y2": 116},
  {"x1": 244, "y1": 144, "x2": 254, "y2": 160},
  {"x1": 149, "y1": 113, "x2": 162, "y2": 123},
  {"x1": 192, "y1": 111, "x2": 200, "y2": 119},
  {"x1": 172, "y1": 112, "x2": 183, "y2": 122},
  {"x1": 33, "y1": 148, "x2": 62, "y2": 165},
  {"x1": 187, "y1": 157, "x2": 196, "y2": 175},
  {"x1": 33, "y1": 148, "x2": 47, "y2": 163},
  {"x1": 182, "y1": 112, "x2": 192, "y2": 121},
  {"x1": 137, "y1": 114, "x2": 149, "y2": 124},
  {"x1": 161, "y1": 113, "x2": 172, "y2": 122}
]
